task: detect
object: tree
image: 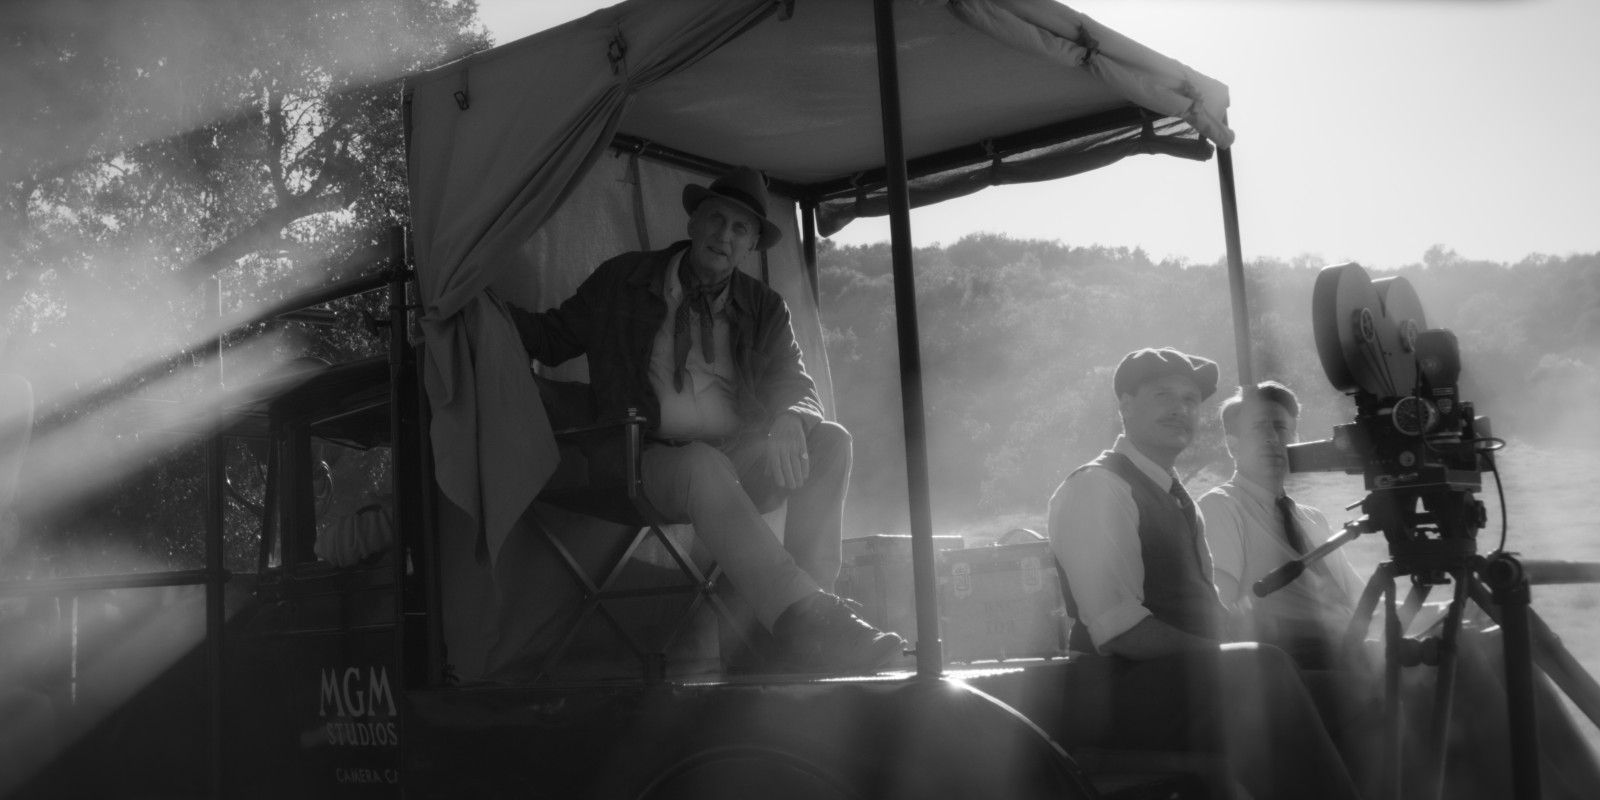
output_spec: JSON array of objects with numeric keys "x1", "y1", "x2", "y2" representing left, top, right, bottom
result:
[
  {"x1": 0, "y1": 0, "x2": 489, "y2": 575},
  {"x1": 2, "y1": 0, "x2": 489, "y2": 391},
  {"x1": 817, "y1": 236, "x2": 1600, "y2": 539}
]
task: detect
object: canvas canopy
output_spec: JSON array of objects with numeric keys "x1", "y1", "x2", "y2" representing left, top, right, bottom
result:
[{"x1": 404, "y1": 0, "x2": 1232, "y2": 565}]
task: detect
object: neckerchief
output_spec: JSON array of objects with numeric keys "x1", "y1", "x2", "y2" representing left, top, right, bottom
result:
[{"x1": 673, "y1": 259, "x2": 730, "y2": 392}]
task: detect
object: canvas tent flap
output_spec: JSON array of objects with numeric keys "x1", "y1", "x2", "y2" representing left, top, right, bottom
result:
[
  {"x1": 406, "y1": 1, "x2": 781, "y2": 563},
  {"x1": 403, "y1": 0, "x2": 1232, "y2": 565}
]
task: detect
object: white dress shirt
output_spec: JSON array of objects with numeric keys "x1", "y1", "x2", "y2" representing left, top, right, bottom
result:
[{"x1": 1198, "y1": 475, "x2": 1364, "y2": 643}]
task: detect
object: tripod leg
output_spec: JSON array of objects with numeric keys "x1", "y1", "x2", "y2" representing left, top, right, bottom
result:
[
  {"x1": 1381, "y1": 568, "x2": 1404, "y2": 800},
  {"x1": 1400, "y1": 581, "x2": 1431, "y2": 634},
  {"x1": 1481, "y1": 553, "x2": 1542, "y2": 800},
  {"x1": 1344, "y1": 562, "x2": 1390, "y2": 659},
  {"x1": 1422, "y1": 568, "x2": 1470, "y2": 800}
]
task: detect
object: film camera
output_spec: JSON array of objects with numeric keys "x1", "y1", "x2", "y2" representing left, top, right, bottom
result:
[
  {"x1": 1263, "y1": 263, "x2": 1598, "y2": 800},
  {"x1": 1284, "y1": 262, "x2": 1493, "y2": 557}
]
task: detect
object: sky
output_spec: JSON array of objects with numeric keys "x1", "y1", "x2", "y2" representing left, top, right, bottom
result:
[{"x1": 476, "y1": 0, "x2": 1600, "y2": 269}]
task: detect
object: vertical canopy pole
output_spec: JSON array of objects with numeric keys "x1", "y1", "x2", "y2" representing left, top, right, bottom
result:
[
  {"x1": 203, "y1": 276, "x2": 226, "y2": 799},
  {"x1": 801, "y1": 200, "x2": 821, "y2": 306},
  {"x1": 388, "y1": 226, "x2": 440, "y2": 688},
  {"x1": 872, "y1": 0, "x2": 941, "y2": 677},
  {"x1": 1217, "y1": 147, "x2": 1254, "y2": 387}
]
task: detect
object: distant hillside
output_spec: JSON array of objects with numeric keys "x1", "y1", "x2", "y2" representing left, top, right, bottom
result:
[{"x1": 817, "y1": 235, "x2": 1600, "y2": 536}]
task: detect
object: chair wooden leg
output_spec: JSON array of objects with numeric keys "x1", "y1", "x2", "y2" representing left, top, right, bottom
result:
[
  {"x1": 639, "y1": 525, "x2": 755, "y2": 656},
  {"x1": 531, "y1": 498, "x2": 766, "y2": 679},
  {"x1": 535, "y1": 527, "x2": 659, "y2": 682}
]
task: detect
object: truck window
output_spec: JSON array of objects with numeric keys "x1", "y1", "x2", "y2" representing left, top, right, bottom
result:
[
  {"x1": 225, "y1": 435, "x2": 273, "y2": 573},
  {"x1": 308, "y1": 433, "x2": 393, "y2": 568}
]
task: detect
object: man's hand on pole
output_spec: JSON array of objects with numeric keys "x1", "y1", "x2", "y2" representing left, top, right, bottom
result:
[{"x1": 766, "y1": 412, "x2": 809, "y2": 490}]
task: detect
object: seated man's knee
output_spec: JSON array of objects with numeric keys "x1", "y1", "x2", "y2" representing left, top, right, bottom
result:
[
  {"x1": 806, "y1": 421, "x2": 851, "y2": 466},
  {"x1": 1253, "y1": 644, "x2": 1328, "y2": 708},
  {"x1": 1219, "y1": 641, "x2": 1301, "y2": 679}
]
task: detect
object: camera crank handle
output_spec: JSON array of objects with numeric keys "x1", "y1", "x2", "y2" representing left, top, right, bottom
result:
[
  {"x1": 1253, "y1": 522, "x2": 1364, "y2": 598},
  {"x1": 1254, "y1": 560, "x2": 1305, "y2": 597}
]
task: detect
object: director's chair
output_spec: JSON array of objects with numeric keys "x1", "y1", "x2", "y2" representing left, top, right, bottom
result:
[{"x1": 530, "y1": 375, "x2": 752, "y2": 683}]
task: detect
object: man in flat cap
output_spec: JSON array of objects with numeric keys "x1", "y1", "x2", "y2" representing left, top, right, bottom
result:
[
  {"x1": 1051, "y1": 346, "x2": 1226, "y2": 657},
  {"x1": 1040, "y1": 347, "x2": 1361, "y2": 800},
  {"x1": 507, "y1": 166, "x2": 903, "y2": 674}
]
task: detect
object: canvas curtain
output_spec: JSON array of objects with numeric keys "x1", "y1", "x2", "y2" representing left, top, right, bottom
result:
[{"x1": 406, "y1": 1, "x2": 781, "y2": 565}]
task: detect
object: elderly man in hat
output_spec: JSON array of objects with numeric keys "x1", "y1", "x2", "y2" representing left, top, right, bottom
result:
[
  {"x1": 1040, "y1": 347, "x2": 1362, "y2": 800},
  {"x1": 506, "y1": 166, "x2": 902, "y2": 673}
]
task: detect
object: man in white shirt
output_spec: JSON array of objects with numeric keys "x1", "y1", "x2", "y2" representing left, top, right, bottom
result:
[
  {"x1": 1198, "y1": 380, "x2": 1365, "y2": 667},
  {"x1": 1045, "y1": 348, "x2": 1360, "y2": 800}
]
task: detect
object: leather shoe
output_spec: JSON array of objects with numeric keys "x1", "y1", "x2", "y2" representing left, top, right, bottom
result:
[{"x1": 772, "y1": 591, "x2": 906, "y2": 674}]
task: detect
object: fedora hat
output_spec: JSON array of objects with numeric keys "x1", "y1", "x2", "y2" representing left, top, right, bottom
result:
[{"x1": 682, "y1": 166, "x2": 783, "y2": 250}]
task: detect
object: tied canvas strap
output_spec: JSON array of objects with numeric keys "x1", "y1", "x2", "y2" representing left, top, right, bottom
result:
[{"x1": 673, "y1": 260, "x2": 728, "y2": 392}]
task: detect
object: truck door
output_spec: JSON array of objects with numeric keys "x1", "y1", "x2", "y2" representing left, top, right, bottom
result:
[{"x1": 229, "y1": 357, "x2": 402, "y2": 798}]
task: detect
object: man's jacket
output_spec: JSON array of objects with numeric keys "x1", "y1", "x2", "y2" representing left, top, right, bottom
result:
[{"x1": 508, "y1": 241, "x2": 825, "y2": 439}]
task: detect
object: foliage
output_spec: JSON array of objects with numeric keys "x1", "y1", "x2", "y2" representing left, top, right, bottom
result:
[
  {"x1": 0, "y1": 0, "x2": 489, "y2": 575},
  {"x1": 818, "y1": 236, "x2": 1600, "y2": 538},
  {"x1": 3, "y1": 0, "x2": 489, "y2": 383}
]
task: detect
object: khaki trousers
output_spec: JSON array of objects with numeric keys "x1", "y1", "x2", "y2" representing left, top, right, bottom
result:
[{"x1": 641, "y1": 421, "x2": 851, "y2": 628}]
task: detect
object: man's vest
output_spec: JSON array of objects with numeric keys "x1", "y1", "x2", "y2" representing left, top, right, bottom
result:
[{"x1": 1063, "y1": 450, "x2": 1225, "y2": 652}]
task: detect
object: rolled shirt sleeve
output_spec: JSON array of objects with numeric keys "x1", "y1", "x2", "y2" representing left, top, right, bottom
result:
[{"x1": 1048, "y1": 467, "x2": 1152, "y2": 652}]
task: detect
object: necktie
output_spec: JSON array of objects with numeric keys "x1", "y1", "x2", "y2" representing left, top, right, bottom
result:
[
  {"x1": 1275, "y1": 495, "x2": 1311, "y2": 554},
  {"x1": 1169, "y1": 481, "x2": 1200, "y2": 534},
  {"x1": 1170, "y1": 480, "x2": 1210, "y2": 574},
  {"x1": 673, "y1": 260, "x2": 729, "y2": 392},
  {"x1": 1277, "y1": 494, "x2": 1335, "y2": 583}
]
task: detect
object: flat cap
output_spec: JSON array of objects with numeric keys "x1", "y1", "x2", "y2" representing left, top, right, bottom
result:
[{"x1": 1113, "y1": 347, "x2": 1220, "y2": 400}]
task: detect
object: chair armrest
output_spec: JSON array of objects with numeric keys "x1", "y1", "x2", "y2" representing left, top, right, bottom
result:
[{"x1": 550, "y1": 411, "x2": 647, "y2": 438}]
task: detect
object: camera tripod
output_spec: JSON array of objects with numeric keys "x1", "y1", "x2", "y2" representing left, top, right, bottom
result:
[{"x1": 1255, "y1": 500, "x2": 1600, "y2": 800}]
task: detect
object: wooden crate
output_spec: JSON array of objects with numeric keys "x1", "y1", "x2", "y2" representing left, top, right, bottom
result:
[
  {"x1": 836, "y1": 534, "x2": 963, "y2": 642},
  {"x1": 938, "y1": 542, "x2": 1069, "y2": 662}
]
